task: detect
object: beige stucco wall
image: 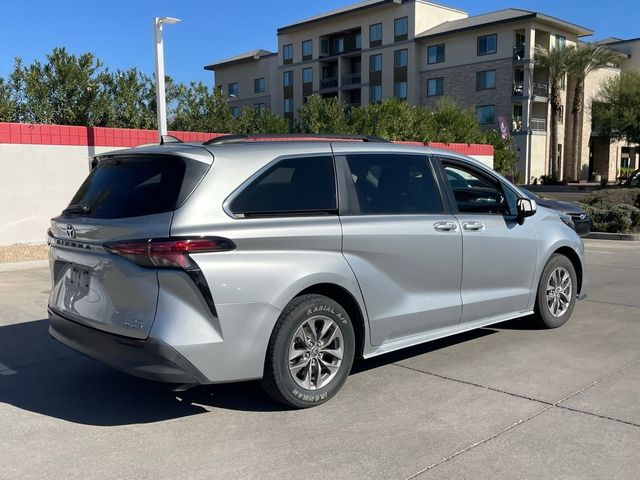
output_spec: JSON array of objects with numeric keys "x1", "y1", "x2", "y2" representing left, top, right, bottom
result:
[
  {"x1": 607, "y1": 39, "x2": 640, "y2": 73},
  {"x1": 213, "y1": 54, "x2": 278, "y2": 112}
]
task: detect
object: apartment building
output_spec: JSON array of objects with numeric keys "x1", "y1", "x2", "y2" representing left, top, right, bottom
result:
[{"x1": 204, "y1": 0, "x2": 638, "y2": 182}]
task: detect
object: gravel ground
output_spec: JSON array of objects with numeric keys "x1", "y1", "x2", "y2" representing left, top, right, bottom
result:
[{"x1": 0, "y1": 244, "x2": 48, "y2": 263}]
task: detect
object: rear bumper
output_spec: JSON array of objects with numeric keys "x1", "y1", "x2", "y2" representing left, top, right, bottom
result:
[{"x1": 48, "y1": 308, "x2": 209, "y2": 385}]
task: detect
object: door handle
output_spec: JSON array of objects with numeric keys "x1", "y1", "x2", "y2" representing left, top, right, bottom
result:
[
  {"x1": 434, "y1": 221, "x2": 458, "y2": 232},
  {"x1": 462, "y1": 221, "x2": 485, "y2": 232}
]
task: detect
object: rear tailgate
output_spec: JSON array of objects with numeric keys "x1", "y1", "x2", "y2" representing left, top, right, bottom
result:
[{"x1": 48, "y1": 151, "x2": 211, "y2": 339}]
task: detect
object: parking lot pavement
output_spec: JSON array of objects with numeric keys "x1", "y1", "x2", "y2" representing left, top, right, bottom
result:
[{"x1": 0, "y1": 239, "x2": 638, "y2": 479}]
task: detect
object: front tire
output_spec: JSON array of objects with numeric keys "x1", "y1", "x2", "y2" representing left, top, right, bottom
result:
[
  {"x1": 262, "y1": 294, "x2": 355, "y2": 408},
  {"x1": 533, "y1": 254, "x2": 577, "y2": 328}
]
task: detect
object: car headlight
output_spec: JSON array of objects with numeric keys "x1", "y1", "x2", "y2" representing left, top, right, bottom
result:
[{"x1": 558, "y1": 213, "x2": 576, "y2": 231}]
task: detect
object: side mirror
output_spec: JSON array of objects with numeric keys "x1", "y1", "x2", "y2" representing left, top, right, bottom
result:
[{"x1": 516, "y1": 197, "x2": 536, "y2": 225}]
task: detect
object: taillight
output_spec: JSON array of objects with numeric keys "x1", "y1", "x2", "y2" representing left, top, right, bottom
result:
[{"x1": 104, "y1": 237, "x2": 235, "y2": 270}]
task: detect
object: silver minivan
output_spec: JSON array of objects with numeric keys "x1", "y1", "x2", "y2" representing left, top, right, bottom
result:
[{"x1": 48, "y1": 135, "x2": 586, "y2": 408}]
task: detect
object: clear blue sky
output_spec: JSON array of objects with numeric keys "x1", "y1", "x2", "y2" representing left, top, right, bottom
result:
[{"x1": 1, "y1": 0, "x2": 637, "y2": 86}]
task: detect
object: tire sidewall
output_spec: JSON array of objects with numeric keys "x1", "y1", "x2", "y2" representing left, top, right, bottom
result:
[
  {"x1": 536, "y1": 254, "x2": 578, "y2": 328},
  {"x1": 273, "y1": 296, "x2": 355, "y2": 408}
]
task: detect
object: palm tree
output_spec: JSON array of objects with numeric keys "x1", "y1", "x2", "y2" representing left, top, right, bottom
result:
[
  {"x1": 566, "y1": 44, "x2": 619, "y2": 181},
  {"x1": 534, "y1": 44, "x2": 574, "y2": 181}
]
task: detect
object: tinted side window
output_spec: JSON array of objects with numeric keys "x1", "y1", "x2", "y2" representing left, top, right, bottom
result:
[
  {"x1": 230, "y1": 156, "x2": 336, "y2": 216},
  {"x1": 345, "y1": 154, "x2": 443, "y2": 214},
  {"x1": 442, "y1": 162, "x2": 510, "y2": 215}
]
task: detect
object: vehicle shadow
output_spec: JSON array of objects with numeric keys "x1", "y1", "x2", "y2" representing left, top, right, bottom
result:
[{"x1": 0, "y1": 318, "x2": 510, "y2": 425}]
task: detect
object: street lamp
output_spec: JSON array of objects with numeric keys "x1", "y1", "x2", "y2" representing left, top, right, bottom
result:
[{"x1": 153, "y1": 16, "x2": 181, "y2": 141}]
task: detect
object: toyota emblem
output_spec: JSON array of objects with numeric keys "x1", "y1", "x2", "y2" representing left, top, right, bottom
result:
[{"x1": 65, "y1": 224, "x2": 76, "y2": 239}]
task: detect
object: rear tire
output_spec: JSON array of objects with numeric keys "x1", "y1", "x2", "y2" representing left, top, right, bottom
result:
[
  {"x1": 262, "y1": 294, "x2": 355, "y2": 408},
  {"x1": 533, "y1": 254, "x2": 577, "y2": 329}
]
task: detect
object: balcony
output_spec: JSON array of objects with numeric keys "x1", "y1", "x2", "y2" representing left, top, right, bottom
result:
[
  {"x1": 513, "y1": 44, "x2": 526, "y2": 61},
  {"x1": 512, "y1": 82, "x2": 549, "y2": 100},
  {"x1": 530, "y1": 118, "x2": 546, "y2": 132},
  {"x1": 532, "y1": 83, "x2": 549, "y2": 100},
  {"x1": 320, "y1": 77, "x2": 338, "y2": 89},
  {"x1": 341, "y1": 73, "x2": 361, "y2": 87}
]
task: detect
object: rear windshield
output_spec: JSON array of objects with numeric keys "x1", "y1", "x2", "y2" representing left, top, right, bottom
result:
[{"x1": 66, "y1": 155, "x2": 209, "y2": 219}]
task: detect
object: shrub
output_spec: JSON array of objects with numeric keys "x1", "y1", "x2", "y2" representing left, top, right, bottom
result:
[
  {"x1": 580, "y1": 188, "x2": 640, "y2": 209},
  {"x1": 580, "y1": 203, "x2": 640, "y2": 233}
]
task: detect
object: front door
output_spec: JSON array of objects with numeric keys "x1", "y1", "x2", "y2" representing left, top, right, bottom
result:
[
  {"x1": 335, "y1": 149, "x2": 463, "y2": 346},
  {"x1": 437, "y1": 158, "x2": 537, "y2": 324}
]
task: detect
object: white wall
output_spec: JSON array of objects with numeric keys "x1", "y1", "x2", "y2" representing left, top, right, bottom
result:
[{"x1": 0, "y1": 144, "x2": 127, "y2": 246}]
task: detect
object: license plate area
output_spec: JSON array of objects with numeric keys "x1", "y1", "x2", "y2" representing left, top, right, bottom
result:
[{"x1": 66, "y1": 265, "x2": 91, "y2": 290}]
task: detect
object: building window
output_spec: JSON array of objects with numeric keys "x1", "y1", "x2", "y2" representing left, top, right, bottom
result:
[
  {"x1": 283, "y1": 70, "x2": 293, "y2": 87},
  {"x1": 333, "y1": 37, "x2": 344, "y2": 54},
  {"x1": 302, "y1": 40, "x2": 313, "y2": 61},
  {"x1": 284, "y1": 98, "x2": 293, "y2": 113},
  {"x1": 228, "y1": 82, "x2": 238, "y2": 97},
  {"x1": 370, "y1": 54, "x2": 382, "y2": 72},
  {"x1": 477, "y1": 34, "x2": 497, "y2": 56},
  {"x1": 394, "y1": 17, "x2": 408, "y2": 42},
  {"x1": 556, "y1": 35, "x2": 566, "y2": 49},
  {"x1": 254, "y1": 77, "x2": 265, "y2": 93},
  {"x1": 427, "y1": 77, "x2": 443, "y2": 96},
  {"x1": 427, "y1": 44, "x2": 445, "y2": 64},
  {"x1": 394, "y1": 81, "x2": 407, "y2": 100},
  {"x1": 476, "y1": 105, "x2": 495, "y2": 124},
  {"x1": 394, "y1": 49, "x2": 408, "y2": 67},
  {"x1": 558, "y1": 105, "x2": 564, "y2": 124},
  {"x1": 254, "y1": 103, "x2": 265, "y2": 113},
  {"x1": 355, "y1": 32, "x2": 362, "y2": 50},
  {"x1": 370, "y1": 85, "x2": 382, "y2": 104},
  {"x1": 303, "y1": 67, "x2": 313, "y2": 84},
  {"x1": 230, "y1": 106, "x2": 240, "y2": 118},
  {"x1": 476, "y1": 70, "x2": 496, "y2": 90},
  {"x1": 283, "y1": 44, "x2": 293, "y2": 64},
  {"x1": 370, "y1": 23, "x2": 382, "y2": 47},
  {"x1": 320, "y1": 39, "x2": 330, "y2": 56}
]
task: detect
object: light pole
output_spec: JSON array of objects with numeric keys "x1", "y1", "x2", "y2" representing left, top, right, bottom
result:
[{"x1": 153, "y1": 16, "x2": 181, "y2": 141}]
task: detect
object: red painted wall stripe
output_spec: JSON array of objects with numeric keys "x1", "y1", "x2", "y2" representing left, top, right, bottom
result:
[{"x1": 0, "y1": 122, "x2": 493, "y2": 156}]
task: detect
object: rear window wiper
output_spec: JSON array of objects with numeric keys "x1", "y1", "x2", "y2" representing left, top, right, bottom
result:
[{"x1": 63, "y1": 203, "x2": 92, "y2": 216}]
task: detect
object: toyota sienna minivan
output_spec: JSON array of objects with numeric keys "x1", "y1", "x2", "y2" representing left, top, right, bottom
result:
[{"x1": 48, "y1": 134, "x2": 586, "y2": 408}]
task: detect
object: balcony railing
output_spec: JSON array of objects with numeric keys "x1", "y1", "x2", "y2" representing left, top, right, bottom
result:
[
  {"x1": 512, "y1": 82, "x2": 549, "y2": 99},
  {"x1": 320, "y1": 77, "x2": 338, "y2": 89},
  {"x1": 530, "y1": 118, "x2": 546, "y2": 132},
  {"x1": 532, "y1": 83, "x2": 549, "y2": 98},
  {"x1": 341, "y1": 73, "x2": 361, "y2": 86}
]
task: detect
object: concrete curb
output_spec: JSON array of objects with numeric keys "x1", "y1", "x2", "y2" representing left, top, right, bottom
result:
[
  {"x1": 0, "y1": 259, "x2": 48, "y2": 273},
  {"x1": 585, "y1": 232, "x2": 640, "y2": 241}
]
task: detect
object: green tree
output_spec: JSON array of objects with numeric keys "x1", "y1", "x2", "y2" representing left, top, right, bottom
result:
[
  {"x1": 232, "y1": 106, "x2": 288, "y2": 134},
  {"x1": 297, "y1": 95, "x2": 349, "y2": 134},
  {"x1": 16, "y1": 47, "x2": 106, "y2": 125},
  {"x1": 98, "y1": 69, "x2": 159, "y2": 129},
  {"x1": 534, "y1": 44, "x2": 574, "y2": 180},
  {"x1": 0, "y1": 77, "x2": 16, "y2": 122},
  {"x1": 566, "y1": 44, "x2": 619, "y2": 181},
  {"x1": 350, "y1": 97, "x2": 428, "y2": 140},
  {"x1": 593, "y1": 71, "x2": 640, "y2": 146},
  {"x1": 425, "y1": 98, "x2": 483, "y2": 143},
  {"x1": 482, "y1": 130, "x2": 519, "y2": 178},
  {"x1": 171, "y1": 82, "x2": 233, "y2": 133}
]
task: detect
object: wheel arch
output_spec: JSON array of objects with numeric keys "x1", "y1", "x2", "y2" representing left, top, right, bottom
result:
[
  {"x1": 296, "y1": 283, "x2": 367, "y2": 359},
  {"x1": 552, "y1": 246, "x2": 583, "y2": 295}
]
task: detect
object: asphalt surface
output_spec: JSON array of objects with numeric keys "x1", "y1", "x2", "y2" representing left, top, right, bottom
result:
[{"x1": 1, "y1": 239, "x2": 639, "y2": 479}]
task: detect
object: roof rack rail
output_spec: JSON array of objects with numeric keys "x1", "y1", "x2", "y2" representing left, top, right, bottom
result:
[
  {"x1": 160, "y1": 134, "x2": 184, "y2": 145},
  {"x1": 203, "y1": 133, "x2": 389, "y2": 145}
]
